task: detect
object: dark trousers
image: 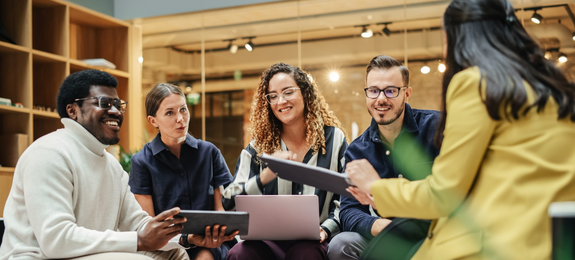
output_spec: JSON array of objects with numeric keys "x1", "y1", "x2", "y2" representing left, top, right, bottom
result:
[{"x1": 226, "y1": 240, "x2": 328, "y2": 260}]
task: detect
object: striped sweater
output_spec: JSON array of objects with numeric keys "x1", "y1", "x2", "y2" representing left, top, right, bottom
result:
[{"x1": 222, "y1": 126, "x2": 348, "y2": 239}]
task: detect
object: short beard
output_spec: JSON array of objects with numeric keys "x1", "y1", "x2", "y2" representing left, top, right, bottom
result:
[{"x1": 377, "y1": 106, "x2": 404, "y2": 125}]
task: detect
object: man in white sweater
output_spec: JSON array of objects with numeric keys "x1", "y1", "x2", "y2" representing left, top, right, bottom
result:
[{"x1": 0, "y1": 70, "x2": 190, "y2": 260}]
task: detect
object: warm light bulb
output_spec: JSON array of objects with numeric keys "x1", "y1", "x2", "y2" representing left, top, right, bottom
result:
[
  {"x1": 361, "y1": 28, "x2": 373, "y2": 38},
  {"x1": 138, "y1": 56, "x2": 143, "y2": 63},
  {"x1": 329, "y1": 71, "x2": 339, "y2": 82},
  {"x1": 558, "y1": 55, "x2": 568, "y2": 63},
  {"x1": 421, "y1": 65, "x2": 431, "y2": 74},
  {"x1": 438, "y1": 63, "x2": 446, "y2": 73}
]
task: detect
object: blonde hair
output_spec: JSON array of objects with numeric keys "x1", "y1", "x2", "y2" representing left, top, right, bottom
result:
[{"x1": 249, "y1": 62, "x2": 348, "y2": 157}]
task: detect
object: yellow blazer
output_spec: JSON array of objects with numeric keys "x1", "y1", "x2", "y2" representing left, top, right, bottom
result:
[{"x1": 371, "y1": 67, "x2": 575, "y2": 260}]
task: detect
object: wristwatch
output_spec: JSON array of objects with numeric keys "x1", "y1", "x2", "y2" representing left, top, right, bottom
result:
[{"x1": 180, "y1": 234, "x2": 192, "y2": 248}]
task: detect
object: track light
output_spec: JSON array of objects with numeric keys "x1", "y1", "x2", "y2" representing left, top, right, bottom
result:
[
  {"x1": 572, "y1": 32, "x2": 575, "y2": 41},
  {"x1": 226, "y1": 39, "x2": 238, "y2": 54},
  {"x1": 377, "y1": 22, "x2": 392, "y2": 37},
  {"x1": 438, "y1": 63, "x2": 446, "y2": 73},
  {"x1": 361, "y1": 26, "x2": 373, "y2": 38},
  {"x1": 243, "y1": 37, "x2": 255, "y2": 52},
  {"x1": 531, "y1": 11, "x2": 542, "y2": 24},
  {"x1": 421, "y1": 65, "x2": 430, "y2": 74},
  {"x1": 558, "y1": 53, "x2": 568, "y2": 63}
]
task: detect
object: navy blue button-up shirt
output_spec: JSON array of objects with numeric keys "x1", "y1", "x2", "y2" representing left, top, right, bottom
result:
[
  {"x1": 340, "y1": 104, "x2": 441, "y2": 238},
  {"x1": 129, "y1": 133, "x2": 233, "y2": 215}
]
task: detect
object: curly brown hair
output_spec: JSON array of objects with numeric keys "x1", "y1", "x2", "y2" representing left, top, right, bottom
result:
[{"x1": 249, "y1": 62, "x2": 348, "y2": 157}]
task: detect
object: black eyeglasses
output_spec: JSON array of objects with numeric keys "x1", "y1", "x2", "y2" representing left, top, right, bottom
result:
[
  {"x1": 74, "y1": 96, "x2": 127, "y2": 113},
  {"x1": 364, "y1": 86, "x2": 407, "y2": 99}
]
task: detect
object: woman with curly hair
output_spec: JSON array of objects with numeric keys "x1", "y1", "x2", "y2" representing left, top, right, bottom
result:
[{"x1": 223, "y1": 62, "x2": 348, "y2": 260}]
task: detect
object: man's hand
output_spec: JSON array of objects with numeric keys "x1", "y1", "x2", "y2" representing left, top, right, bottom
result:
[
  {"x1": 319, "y1": 227, "x2": 328, "y2": 243},
  {"x1": 346, "y1": 159, "x2": 381, "y2": 194},
  {"x1": 137, "y1": 207, "x2": 185, "y2": 251},
  {"x1": 260, "y1": 151, "x2": 297, "y2": 185},
  {"x1": 371, "y1": 218, "x2": 392, "y2": 237},
  {"x1": 189, "y1": 225, "x2": 239, "y2": 249}
]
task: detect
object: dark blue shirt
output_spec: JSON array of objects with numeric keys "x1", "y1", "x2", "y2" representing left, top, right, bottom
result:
[
  {"x1": 129, "y1": 133, "x2": 233, "y2": 215},
  {"x1": 340, "y1": 104, "x2": 440, "y2": 238}
]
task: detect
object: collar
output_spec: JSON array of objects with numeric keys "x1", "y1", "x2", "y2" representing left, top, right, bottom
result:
[
  {"x1": 61, "y1": 118, "x2": 109, "y2": 157},
  {"x1": 150, "y1": 133, "x2": 199, "y2": 156},
  {"x1": 368, "y1": 103, "x2": 419, "y2": 143}
]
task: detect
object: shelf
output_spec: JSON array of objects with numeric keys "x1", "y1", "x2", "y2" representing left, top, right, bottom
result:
[
  {"x1": 33, "y1": 116, "x2": 62, "y2": 140},
  {"x1": 33, "y1": 54, "x2": 66, "y2": 111},
  {"x1": 32, "y1": 0, "x2": 66, "y2": 56},
  {"x1": 32, "y1": 109, "x2": 59, "y2": 119},
  {"x1": 0, "y1": 50, "x2": 31, "y2": 108},
  {"x1": 69, "y1": 60, "x2": 129, "y2": 78},
  {"x1": 0, "y1": 41, "x2": 30, "y2": 54},
  {"x1": 0, "y1": 167, "x2": 15, "y2": 173},
  {"x1": 0, "y1": 0, "x2": 31, "y2": 48},
  {"x1": 32, "y1": 49, "x2": 67, "y2": 62},
  {"x1": 0, "y1": 104, "x2": 30, "y2": 114}
]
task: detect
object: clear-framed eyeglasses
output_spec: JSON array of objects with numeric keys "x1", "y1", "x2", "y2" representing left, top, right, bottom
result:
[
  {"x1": 364, "y1": 86, "x2": 407, "y2": 99},
  {"x1": 265, "y1": 87, "x2": 301, "y2": 105},
  {"x1": 74, "y1": 96, "x2": 128, "y2": 113}
]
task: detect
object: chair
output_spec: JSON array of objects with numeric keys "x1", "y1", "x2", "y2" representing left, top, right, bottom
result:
[{"x1": 549, "y1": 202, "x2": 575, "y2": 260}]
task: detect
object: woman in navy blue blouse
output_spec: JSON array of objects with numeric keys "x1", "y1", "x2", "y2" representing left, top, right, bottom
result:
[{"x1": 129, "y1": 83, "x2": 237, "y2": 260}]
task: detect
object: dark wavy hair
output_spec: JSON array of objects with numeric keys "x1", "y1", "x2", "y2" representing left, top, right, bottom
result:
[
  {"x1": 250, "y1": 62, "x2": 348, "y2": 156},
  {"x1": 435, "y1": 0, "x2": 575, "y2": 145},
  {"x1": 57, "y1": 69, "x2": 118, "y2": 118}
]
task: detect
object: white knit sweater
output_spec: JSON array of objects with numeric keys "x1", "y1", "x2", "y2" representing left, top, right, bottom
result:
[{"x1": 0, "y1": 118, "x2": 181, "y2": 259}]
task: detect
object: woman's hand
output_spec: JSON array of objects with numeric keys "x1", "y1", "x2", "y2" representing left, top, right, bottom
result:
[
  {"x1": 319, "y1": 227, "x2": 328, "y2": 243},
  {"x1": 346, "y1": 159, "x2": 381, "y2": 194},
  {"x1": 346, "y1": 186, "x2": 377, "y2": 210},
  {"x1": 260, "y1": 151, "x2": 297, "y2": 185},
  {"x1": 188, "y1": 225, "x2": 239, "y2": 249}
]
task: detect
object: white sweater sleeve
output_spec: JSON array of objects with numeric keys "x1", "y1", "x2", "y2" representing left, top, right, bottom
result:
[{"x1": 20, "y1": 146, "x2": 140, "y2": 258}]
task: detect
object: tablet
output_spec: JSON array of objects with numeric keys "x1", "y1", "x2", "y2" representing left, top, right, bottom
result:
[
  {"x1": 260, "y1": 154, "x2": 353, "y2": 198},
  {"x1": 175, "y1": 210, "x2": 249, "y2": 236}
]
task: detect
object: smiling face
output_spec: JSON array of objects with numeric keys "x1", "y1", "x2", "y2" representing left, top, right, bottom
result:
[
  {"x1": 148, "y1": 93, "x2": 190, "y2": 144},
  {"x1": 267, "y1": 72, "x2": 305, "y2": 126},
  {"x1": 365, "y1": 67, "x2": 411, "y2": 126},
  {"x1": 68, "y1": 85, "x2": 123, "y2": 145}
]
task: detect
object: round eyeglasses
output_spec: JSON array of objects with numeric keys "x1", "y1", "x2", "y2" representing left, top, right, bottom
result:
[
  {"x1": 75, "y1": 96, "x2": 128, "y2": 113},
  {"x1": 265, "y1": 87, "x2": 301, "y2": 105},
  {"x1": 364, "y1": 86, "x2": 407, "y2": 99}
]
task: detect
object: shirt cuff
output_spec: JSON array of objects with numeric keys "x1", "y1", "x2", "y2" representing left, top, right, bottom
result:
[{"x1": 245, "y1": 176, "x2": 263, "y2": 195}]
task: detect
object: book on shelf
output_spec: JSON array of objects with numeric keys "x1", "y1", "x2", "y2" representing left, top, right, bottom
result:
[{"x1": 80, "y1": 58, "x2": 117, "y2": 69}]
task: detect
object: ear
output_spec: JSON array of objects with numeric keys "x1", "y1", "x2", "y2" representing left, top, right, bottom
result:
[
  {"x1": 147, "y1": 115, "x2": 159, "y2": 128},
  {"x1": 66, "y1": 103, "x2": 79, "y2": 120},
  {"x1": 405, "y1": 87, "x2": 412, "y2": 102}
]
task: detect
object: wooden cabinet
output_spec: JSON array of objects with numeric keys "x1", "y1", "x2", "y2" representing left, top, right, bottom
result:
[{"x1": 0, "y1": 0, "x2": 142, "y2": 216}]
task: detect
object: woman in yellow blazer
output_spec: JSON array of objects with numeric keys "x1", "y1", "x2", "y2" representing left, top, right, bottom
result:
[{"x1": 346, "y1": 0, "x2": 575, "y2": 259}]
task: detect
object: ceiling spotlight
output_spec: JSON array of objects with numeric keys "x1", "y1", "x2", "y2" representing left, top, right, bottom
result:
[
  {"x1": 382, "y1": 25, "x2": 391, "y2": 37},
  {"x1": 572, "y1": 32, "x2": 575, "y2": 41},
  {"x1": 438, "y1": 63, "x2": 446, "y2": 73},
  {"x1": 329, "y1": 71, "x2": 339, "y2": 82},
  {"x1": 243, "y1": 37, "x2": 255, "y2": 52},
  {"x1": 531, "y1": 11, "x2": 542, "y2": 24},
  {"x1": 245, "y1": 41, "x2": 254, "y2": 52},
  {"x1": 544, "y1": 51, "x2": 552, "y2": 60},
  {"x1": 226, "y1": 39, "x2": 238, "y2": 54},
  {"x1": 228, "y1": 43, "x2": 238, "y2": 54},
  {"x1": 361, "y1": 26, "x2": 373, "y2": 38},
  {"x1": 558, "y1": 53, "x2": 568, "y2": 63},
  {"x1": 421, "y1": 65, "x2": 431, "y2": 74}
]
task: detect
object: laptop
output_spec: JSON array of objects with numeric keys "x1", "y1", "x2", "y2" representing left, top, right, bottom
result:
[{"x1": 235, "y1": 195, "x2": 320, "y2": 240}]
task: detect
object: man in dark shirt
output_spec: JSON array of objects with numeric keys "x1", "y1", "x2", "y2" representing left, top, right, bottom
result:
[{"x1": 327, "y1": 55, "x2": 440, "y2": 260}]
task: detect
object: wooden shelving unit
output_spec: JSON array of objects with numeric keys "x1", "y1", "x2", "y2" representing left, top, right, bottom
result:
[{"x1": 0, "y1": 0, "x2": 142, "y2": 217}]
